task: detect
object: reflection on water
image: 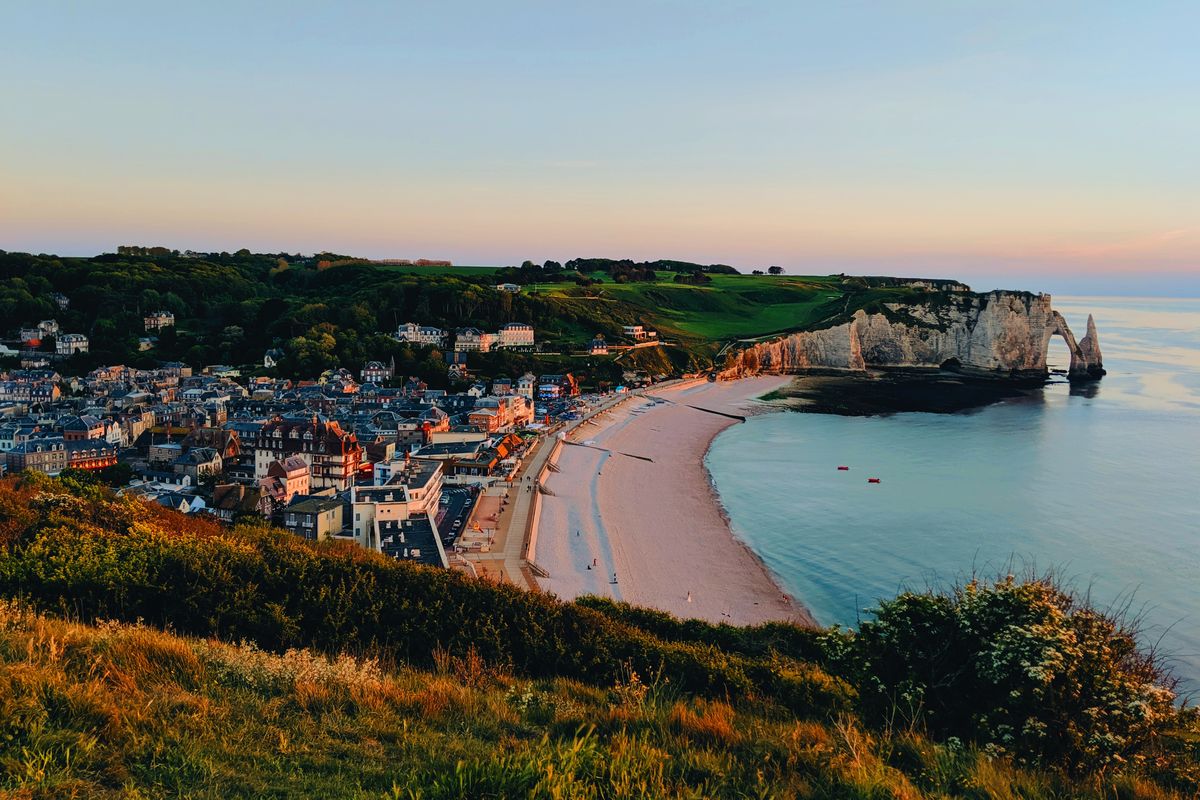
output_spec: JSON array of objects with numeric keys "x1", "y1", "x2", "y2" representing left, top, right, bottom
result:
[
  {"x1": 708, "y1": 297, "x2": 1200, "y2": 691},
  {"x1": 1069, "y1": 381, "x2": 1101, "y2": 399}
]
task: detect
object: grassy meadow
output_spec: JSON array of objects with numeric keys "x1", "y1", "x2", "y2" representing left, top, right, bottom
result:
[{"x1": 0, "y1": 472, "x2": 1197, "y2": 798}]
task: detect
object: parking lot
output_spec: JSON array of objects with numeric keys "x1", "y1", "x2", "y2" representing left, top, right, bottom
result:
[{"x1": 435, "y1": 486, "x2": 475, "y2": 546}]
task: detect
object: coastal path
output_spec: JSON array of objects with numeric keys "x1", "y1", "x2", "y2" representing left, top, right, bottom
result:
[{"x1": 455, "y1": 389, "x2": 644, "y2": 590}]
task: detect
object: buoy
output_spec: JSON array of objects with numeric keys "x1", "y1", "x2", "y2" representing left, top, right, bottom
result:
[
  {"x1": 837, "y1": 465, "x2": 849, "y2": 471},
  {"x1": 868, "y1": 478, "x2": 881, "y2": 484}
]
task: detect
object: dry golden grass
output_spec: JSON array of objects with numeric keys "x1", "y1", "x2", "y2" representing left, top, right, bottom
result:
[
  {"x1": 668, "y1": 698, "x2": 739, "y2": 744},
  {"x1": 0, "y1": 599, "x2": 1195, "y2": 799}
]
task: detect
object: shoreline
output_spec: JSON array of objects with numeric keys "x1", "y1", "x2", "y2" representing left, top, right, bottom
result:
[{"x1": 533, "y1": 376, "x2": 815, "y2": 627}]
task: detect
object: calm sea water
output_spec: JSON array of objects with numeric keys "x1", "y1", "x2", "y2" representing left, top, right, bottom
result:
[{"x1": 707, "y1": 297, "x2": 1200, "y2": 690}]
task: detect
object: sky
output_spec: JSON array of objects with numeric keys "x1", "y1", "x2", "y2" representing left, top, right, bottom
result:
[{"x1": 1, "y1": 1, "x2": 1197, "y2": 293}]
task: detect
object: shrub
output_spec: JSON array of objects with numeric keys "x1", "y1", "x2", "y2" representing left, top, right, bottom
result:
[
  {"x1": 0, "y1": 476, "x2": 839, "y2": 716},
  {"x1": 834, "y1": 576, "x2": 1179, "y2": 772}
]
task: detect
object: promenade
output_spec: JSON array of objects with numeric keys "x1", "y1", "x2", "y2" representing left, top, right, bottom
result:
[{"x1": 455, "y1": 389, "x2": 639, "y2": 589}]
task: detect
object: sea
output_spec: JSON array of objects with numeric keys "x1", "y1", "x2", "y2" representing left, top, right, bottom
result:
[{"x1": 707, "y1": 296, "x2": 1200, "y2": 692}]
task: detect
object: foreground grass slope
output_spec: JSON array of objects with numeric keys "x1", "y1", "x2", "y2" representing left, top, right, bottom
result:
[
  {"x1": 4, "y1": 603, "x2": 1196, "y2": 800},
  {"x1": 0, "y1": 472, "x2": 1196, "y2": 798}
]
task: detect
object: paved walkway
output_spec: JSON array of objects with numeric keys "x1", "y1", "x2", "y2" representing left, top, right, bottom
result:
[{"x1": 456, "y1": 390, "x2": 641, "y2": 589}]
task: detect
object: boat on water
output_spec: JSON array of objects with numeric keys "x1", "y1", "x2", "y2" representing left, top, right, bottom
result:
[
  {"x1": 867, "y1": 478, "x2": 881, "y2": 484},
  {"x1": 837, "y1": 465, "x2": 849, "y2": 471}
]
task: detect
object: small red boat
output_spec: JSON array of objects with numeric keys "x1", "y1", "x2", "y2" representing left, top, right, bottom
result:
[
  {"x1": 837, "y1": 465, "x2": 849, "y2": 471},
  {"x1": 867, "y1": 478, "x2": 881, "y2": 484}
]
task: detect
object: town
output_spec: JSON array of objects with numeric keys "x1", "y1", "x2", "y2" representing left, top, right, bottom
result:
[{"x1": 0, "y1": 307, "x2": 661, "y2": 582}]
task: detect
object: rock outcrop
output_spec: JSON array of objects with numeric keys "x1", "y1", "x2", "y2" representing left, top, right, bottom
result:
[{"x1": 720, "y1": 291, "x2": 1104, "y2": 381}]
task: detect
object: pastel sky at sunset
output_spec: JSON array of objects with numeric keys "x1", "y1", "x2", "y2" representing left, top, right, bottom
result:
[{"x1": 2, "y1": 2, "x2": 1197, "y2": 290}]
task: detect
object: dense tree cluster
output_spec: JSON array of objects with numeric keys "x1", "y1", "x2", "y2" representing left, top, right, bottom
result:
[{"x1": 0, "y1": 250, "x2": 664, "y2": 378}]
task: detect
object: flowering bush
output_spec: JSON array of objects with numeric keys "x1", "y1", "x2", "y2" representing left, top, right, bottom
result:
[{"x1": 835, "y1": 576, "x2": 1179, "y2": 772}]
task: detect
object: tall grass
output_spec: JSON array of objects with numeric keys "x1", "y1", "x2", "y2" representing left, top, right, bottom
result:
[{"x1": 0, "y1": 600, "x2": 1195, "y2": 799}]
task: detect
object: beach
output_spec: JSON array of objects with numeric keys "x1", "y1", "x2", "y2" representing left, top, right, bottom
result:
[{"x1": 533, "y1": 376, "x2": 814, "y2": 627}]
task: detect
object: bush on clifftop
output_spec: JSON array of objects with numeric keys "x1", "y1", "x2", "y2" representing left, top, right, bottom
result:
[{"x1": 829, "y1": 577, "x2": 1182, "y2": 773}]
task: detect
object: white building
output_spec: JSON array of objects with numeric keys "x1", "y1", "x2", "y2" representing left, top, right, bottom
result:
[
  {"x1": 353, "y1": 459, "x2": 444, "y2": 547},
  {"x1": 496, "y1": 322, "x2": 535, "y2": 350},
  {"x1": 622, "y1": 324, "x2": 656, "y2": 341},
  {"x1": 55, "y1": 333, "x2": 89, "y2": 355},
  {"x1": 495, "y1": 283, "x2": 521, "y2": 293},
  {"x1": 395, "y1": 322, "x2": 447, "y2": 347},
  {"x1": 454, "y1": 328, "x2": 494, "y2": 352},
  {"x1": 144, "y1": 311, "x2": 175, "y2": 331},
  {"x1": 516, "y1": 372, "x2": 536, "y2": 400}
]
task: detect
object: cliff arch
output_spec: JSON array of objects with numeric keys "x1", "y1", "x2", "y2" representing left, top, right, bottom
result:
[{"x1": 1048, "y1": 312, "x2": 1105, "y2": 380}]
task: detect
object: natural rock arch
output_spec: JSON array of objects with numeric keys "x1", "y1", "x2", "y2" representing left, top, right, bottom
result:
[{"x1": 1048, "y1": 312, "x2": 1105, "y2": 380}]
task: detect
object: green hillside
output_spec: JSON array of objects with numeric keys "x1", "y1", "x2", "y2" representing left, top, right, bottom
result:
[
  {"x1": 0, "y1": 472, "x2": 1196, "y2": 798},
  {"x1": 530, "y1": 273, "x2": 847, "y2": 341},
  {"x1": 0, "y1": 250, "x2": 956, "y2": 380}
]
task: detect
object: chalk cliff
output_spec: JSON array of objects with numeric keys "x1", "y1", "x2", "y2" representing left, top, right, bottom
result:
[{"x1": 720, "y1": 291, "x2": 1105, "y2": 381}]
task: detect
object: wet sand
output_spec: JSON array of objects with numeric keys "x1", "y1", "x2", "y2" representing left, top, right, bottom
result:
[{"x1": 534, "y1": 377, "x2": 814, "y2": 626}]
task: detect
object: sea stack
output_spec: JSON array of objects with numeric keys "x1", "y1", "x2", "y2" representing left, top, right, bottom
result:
[{"x1": 1073, "y1": 313, "x2": 1106, "y2": 380}]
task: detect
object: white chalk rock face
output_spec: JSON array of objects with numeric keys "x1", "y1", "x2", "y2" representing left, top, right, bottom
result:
[{"x1": 721, "y1": 291, "x2": 1104, "y2": 380}]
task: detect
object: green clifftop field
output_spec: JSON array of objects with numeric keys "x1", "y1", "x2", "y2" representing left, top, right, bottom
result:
[
  {"x1": 0, "y1": 250, "x2": 966, "y2": 383},
  {"x1": 0, "y1": 472, "x2": 1197, "y2": 798}
]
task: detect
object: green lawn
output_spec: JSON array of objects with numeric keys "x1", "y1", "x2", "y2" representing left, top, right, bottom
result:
[{"x1": 529, "y1": 273, "x2": 849, "y2": 342}]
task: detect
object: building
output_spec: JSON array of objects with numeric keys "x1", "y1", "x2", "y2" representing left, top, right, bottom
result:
[
  {"x1": 5, "y1": 439, "x2": 67, "y2": 475},
  {"x1": 495, "y1": 283, "x2": 521, "y2": 293},
  {"x1": 243, "y1": 414, "x2": 364, "y2": 491},
  {"x1": 394, "y1": 323, "x2": 446, "y2": 347},
  {"x1": 361, "y1": 358, "x2": 395, "y2": 384},
  {"x1": 622, "y1": 324, "x2": 656, "y2": 341},
  {"x1": 181, "y1": 427, "x2": 241, "y2": 461},
  {"x1": 148, "y1": 441, "x2": 184, "y2": 467},
  {"x1": 263, "y1": 348, "x2": 284, "y2": 368},
  {"x1": 144, "y1": 311, "x2": 175, "y2": 331},
  {"x1": 414, "y1": 433, "x2": 522, "y2": 485},
  {"x1": 138, "y1": 338, "x2": 156, "y2": 351},
  {"x1": 56, "y1": 333, "x2": 89, "y2": 355},
  {"x1": 378, "y1": 517, "x2": 447, "y2": 568},
  {"x1": 20, "y1": 355, "x2": 51, "y2": 370},
  {"x1": 65, "y1": 440, "x2": 118, "y2": 471},
  {"x1": 259, "y1": 455, "x2": 310, "y2": 508},
  {"x1": 516, "y1": 372, "x2": 536, "y2": 400},
  {"x1": 589, "y1": 335, "x2": 608, "y2": 355},
  {"x1": 173, "y1": 447, "x2": 223, "y2": 479},
  {"x1": 538, "y1": 373, "x2": 580, "y2": 400},
  {"x1": 454, "y1": 328, "x2": 493, "y2": 352},
  {"x1": 467, "y1": 395, "x2": 534, "y2": 433},
  {"x1": 496, "y1": 322, "x2": 535, "y2": 350},
  {"x1": 61, "y1": 415, "x2": 105, "y2": 441},
  {"x1": 281, "y1": 494, "x2": 344, "y2": 541},
  {"x1": 369, "y1": 456, "x2": 443, "y2": 512},
  {"x1": 211, "y1": 484, "x2": 267, "y2": 523}
]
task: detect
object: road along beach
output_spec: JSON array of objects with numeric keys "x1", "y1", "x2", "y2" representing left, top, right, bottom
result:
[{"x1": 533, "y1": 376, "x2": 814, "y2": 627}]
